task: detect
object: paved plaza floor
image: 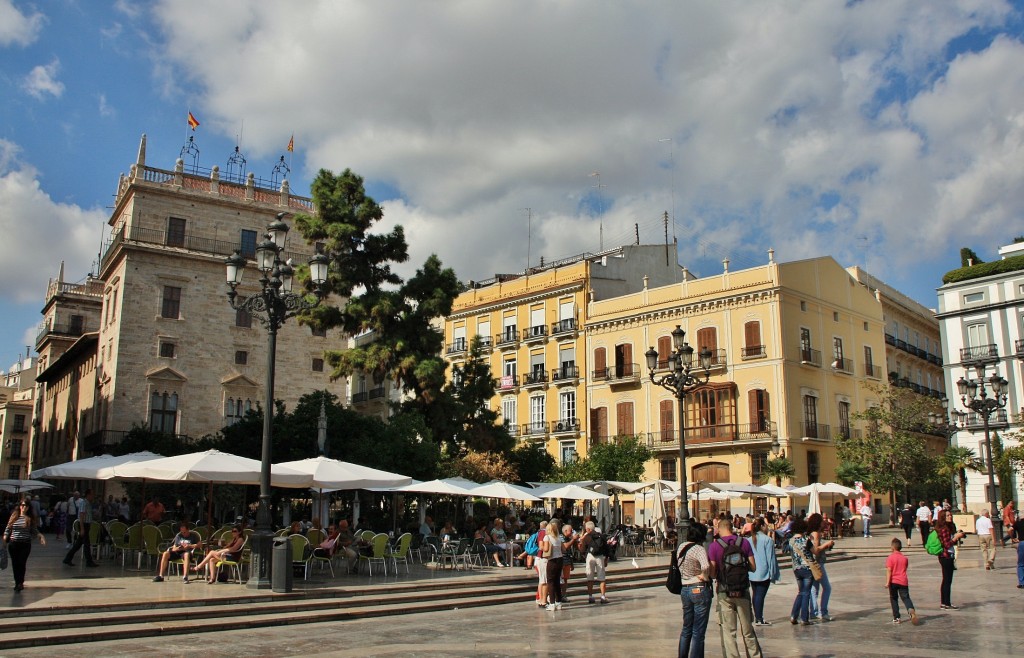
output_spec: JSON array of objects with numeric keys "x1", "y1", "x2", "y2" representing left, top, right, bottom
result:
[{"x1": 4, "y1": 526, "x2": 1023, "y2": 657}]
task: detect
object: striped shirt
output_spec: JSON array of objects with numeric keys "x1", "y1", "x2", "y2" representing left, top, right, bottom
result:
[{"x1": 4, "y1": 515, "x2": 37, "y2": 543}]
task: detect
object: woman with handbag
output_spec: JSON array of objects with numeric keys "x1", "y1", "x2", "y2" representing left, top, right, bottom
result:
[
  {"x1": 934, "y1": 509, "x2": 966, "y2": 609},
  {"x1": 3, "y1": 496, "x2": 47, "y2": 592},
  {"x1": 749, "y1": 518, "x2": 781, "y2": 626},
  {"x1": 677, "y1": 523, "x2": 712, "y2": 658},
  {"x1": 788, "y1": 517, "x2": 816, "y2": 625},
  {"x1": 807, "y1": 512, "x2": 836, "y2": 621}
]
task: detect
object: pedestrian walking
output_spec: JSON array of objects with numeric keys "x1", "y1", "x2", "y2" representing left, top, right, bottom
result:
[
  {"x1": 885, "y1": 538, "x2": 918, "y2": 625},
  {"x1": 915, "y1": 501, "x2": 931, "y2": 548},
  {"x1": 676, "y1": 523, "x2": 712, "y2": 658},
  {"x1": 899, "y1": 504, "x2": 915, "y2": 541},
  {"x1": 1001, "y1": 501, "x2": 1015, "y2": 546},
  {"x1": 933, "y1": 509, "x2": 965, "y2": 609},
  {"x1": 748, "y1": 518, "x2": 780, "y2": 626},
  {"x1": 860, "y1": 502, "x2": 873, "y2": 538},
  {"x1": 975, "y1": 509, "x2": 996, "y2": 570},
  {"x1": 1013, "y1": 513, "x2": 1024, "y2": 589},
  {"x1": 579, "y1": 521, "x2": 609, "y2": 604},
  {"x1": 807, "y1": 513, "x2": 835, "y2": 621},
  {"x1": 707, "y1": 518, "x2": 763, "y2": 658},
  {"x1": 63, "y1": 489, "x2": 98, "y2": 568},
  {"x1": 788, "y1": 518, "x2": 815, "y2": 625},
  {"x1": 3, "y1": 497, "x2": 47, "y2": 592}
]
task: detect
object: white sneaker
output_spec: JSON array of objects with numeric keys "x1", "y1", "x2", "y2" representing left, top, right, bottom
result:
[
  {"x1": 545, "y1": 603, "x2": 557, "y2": 611},
  {"x1": 554, "y1": 602, "x2": 563, "y2": 610}
]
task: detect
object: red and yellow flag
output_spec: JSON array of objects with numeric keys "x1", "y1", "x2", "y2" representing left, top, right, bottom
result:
[
  {"x1": 187, "y1": 111, "x2": 200, "y2": 130},
  {"x1": 287, "y1": 134, "x2": 294, "y2": 152}
]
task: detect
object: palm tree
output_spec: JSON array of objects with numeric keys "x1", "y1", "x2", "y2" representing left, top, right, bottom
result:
[
  {"x1": 763, "y1": 456, "x2": 795, "y2": 488},
  {"x1": 763, "y1": 457, "x2": 795, "y2": 512},
  {"x1": 834, "y1": 461, "x2": 870, "y2": 488},
  {"x1": 938, "y1": 446, "x2": 983, "y2": 512}
]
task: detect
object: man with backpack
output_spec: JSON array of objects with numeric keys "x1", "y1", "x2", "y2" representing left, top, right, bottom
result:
[
  {"x1": 707, "y1": 518, "x2": 763, "y2": 658},
  {"x1": 580, "y1": 521, "x2": 608, "y2": 604}
]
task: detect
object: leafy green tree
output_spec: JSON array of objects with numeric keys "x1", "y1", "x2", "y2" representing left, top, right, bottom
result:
[
  {"x1": 960, "y1": 247, "x2": 985, "y2": 266},
  {"x1": 834, "y1": 461, "x2": 871, "y2": 488},
  {"x1": 508, "y1": 444, "x2": 556, "y2": 485},
  {"x1": 938, "y1": 446, "x2": 983, "y2": 511},
  {"x1": 439, "y1": 450, "x2": 518, "y2": 483},
  {"x1": 838, "y1": 385, "x2": 939, "y2": 511},
  {"x1": 762, "y1": 456, "x2": 795, "y2": 487},
  {"x1": 588, "y1": 435, "x2": 652, "y2": 482}
]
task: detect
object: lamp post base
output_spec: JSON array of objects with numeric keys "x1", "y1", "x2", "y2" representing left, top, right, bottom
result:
[{"x1": 245, "y1": 530, "x2": 274, "y2": 590}]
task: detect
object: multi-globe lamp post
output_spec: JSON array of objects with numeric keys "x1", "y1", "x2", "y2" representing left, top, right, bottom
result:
[
  {"x1": 224, "y1": 212, "x2": 330, "y2": 589},
  {"x1": 955, "y1": 365, "x2": 1008, "y2": 520},
  {"x1": 645, "y1": 325, "x2": 712, "y2": 537}
]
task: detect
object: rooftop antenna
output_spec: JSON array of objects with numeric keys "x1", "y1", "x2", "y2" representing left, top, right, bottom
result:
[
  {"x1": 525, "y1": 207, "x2": 532, "y2": 282},
  {"x1": 590, "y1": 171, "x2": 605, "y2": 250},
  {"x1": 659, "y1": 138, "x2": 677, "y2": 242}
]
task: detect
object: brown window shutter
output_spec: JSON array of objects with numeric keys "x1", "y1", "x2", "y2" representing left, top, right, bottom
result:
[
  {"x1": 616, "y1": 401, "x2": 634, "y2": 437},
  {"x1": 744, "y1": 321, "x2": 760, "y2": 348},
  {"x1": 657, "y1": 335, "x2": 671, "y2": 364},
  {"x1": 748, "y1": 389, "x2": 758, "y2": 428},
  {"x1": 590, "y1": 407, "x2": 608, "y2": 441},
  {"x1": 697, "y1": 327, "x2": 717, "y2": 352},
  {"x1": 621, "y1": 343, "x2": 633, "y2": 376},
  {"x1": 594, "y1": 347, "x2": 606, "y2": 377},
  {"x1": 660, "y1": 399, "x2": 674, "y2": 439}
]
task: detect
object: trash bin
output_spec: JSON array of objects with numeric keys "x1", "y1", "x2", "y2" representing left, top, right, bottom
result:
[{"x1": 272, "y1": 536, "x2": 292, "y2": 593}]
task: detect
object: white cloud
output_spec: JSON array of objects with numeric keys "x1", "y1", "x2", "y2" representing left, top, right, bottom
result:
[
  {"x1": 0, "y1": 0, "x2": 45, "y2": 47},
  {"x1": 144, "y1": 1, "x2": 1021, "y2": 298},
  {"x1": 98, "y1": 93, "x2": 115, "y2": 118},
  {"x1": 0, "y1": 139, "x2": 106, "y2": 304},
  {"x1": 23, "y1": 58, "x2": 65, "y2": 100}
]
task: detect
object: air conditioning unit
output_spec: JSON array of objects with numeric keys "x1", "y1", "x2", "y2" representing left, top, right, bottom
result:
[{"x1": 555, "y1": 422, "x2": 565, "y2": 432}]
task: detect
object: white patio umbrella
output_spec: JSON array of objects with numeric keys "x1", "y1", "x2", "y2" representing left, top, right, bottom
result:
[
  {"x1": 470, "y1": 481, "x2": 541, "y2": 502},
  {"x1": 0, "y1": 479, "x2": 53, "y2": 495},
  {"x1": 708, "y1": 482, "x2": 778, "y2": 496},
  {"x1": 593, "y1": 482, "x2": 612, "y2": 530},
  {"x1": 686, "y1": 488, "x2": 744, "y2": 501},
  {"x1": 651, "y1": 483, "x2": 667, "y2": 535},
  {"x1": 392, "y1": 478, "x2": 478, "y2": 496},
  {"x1": 541, "y1": 483, "x2": 610, "y2": 501},
  {"x1": 111, "y1": 450, "x2": 309, "y2": 486},
  {"x1": 274, "y1": 456, "x2": 411, "y2": 490},
  {"x1": 790, "y1": 482, "x2": 854, "y2": 517},
  {"x1": 32, "y1": 451, "x2": 164, "y2": 480}
]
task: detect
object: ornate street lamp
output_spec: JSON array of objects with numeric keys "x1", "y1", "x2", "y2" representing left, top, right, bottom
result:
[
  {"x1": 225, "y1": 212, "x2": 329, "y2": 589},
  {"x1": 645, "y1": 325, "x2": 712, "y2": 536},
  {"x1": 955, "y1": 365, "x2": 1008, "y2": 519}
]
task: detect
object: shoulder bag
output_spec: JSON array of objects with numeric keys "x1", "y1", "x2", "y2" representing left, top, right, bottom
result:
[{"x1": 666, "y1": 543, "x2": 695, "y2": 594}]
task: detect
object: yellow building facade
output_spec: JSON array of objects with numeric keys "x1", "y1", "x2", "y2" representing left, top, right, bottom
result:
[
  {"x1": 444, "y1": 246, "x2": 684, "y2": 463},
  {"x1": 586, "y1": 254, "x2": 887, "y2": 519}
]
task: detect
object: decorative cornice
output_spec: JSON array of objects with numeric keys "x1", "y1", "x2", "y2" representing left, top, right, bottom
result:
[
  {"x1": 586, "y1": 288, "x2": 779, "y2": 333},
  {"x1": 449, "y1": 282, "x2": 585, "y2": 320}
]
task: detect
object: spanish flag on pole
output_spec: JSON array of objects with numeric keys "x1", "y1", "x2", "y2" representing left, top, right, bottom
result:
[
  {"x1": 187, "y1": 111, "x2": 200, "y2": 130},
  {"x1": 287, "y1": 134, "x2": 294, "y2": 152}
]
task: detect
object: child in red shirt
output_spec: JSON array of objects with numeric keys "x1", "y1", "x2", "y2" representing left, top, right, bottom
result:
[{"x1": 884, "y1": 538, "x2": 919, "y2": 624}]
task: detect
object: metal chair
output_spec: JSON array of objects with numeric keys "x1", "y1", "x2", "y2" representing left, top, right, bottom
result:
[
  {"x1": 385, "y1": 533, "x2": 412, "y2": 575},
  {"x1": 288, "y1": 534, "x2": 312, "y2": 580},
  {"x1": 358, "y1": 533, "x2": 389, "y2": 576},
  {"x1": 215, "y1": 536, "x2": 248, "y2": 584},
  {"x1": 106, "y1": 521, "x2": 130, "y2": 567}
]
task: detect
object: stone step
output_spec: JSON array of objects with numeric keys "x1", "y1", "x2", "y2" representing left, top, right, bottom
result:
[{"x1": 0, "y1": 569, "x2": 666, "y2": 649}]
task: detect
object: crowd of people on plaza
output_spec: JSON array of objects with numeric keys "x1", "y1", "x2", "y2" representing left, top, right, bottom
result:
[{"x1": 674, "y1": 498, "x2": 1024, "y2": 657}]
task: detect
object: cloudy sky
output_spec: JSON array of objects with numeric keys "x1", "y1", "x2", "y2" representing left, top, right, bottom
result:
[{"x1": 2, "y1": 0, "x2": 1024, "y2": 371}]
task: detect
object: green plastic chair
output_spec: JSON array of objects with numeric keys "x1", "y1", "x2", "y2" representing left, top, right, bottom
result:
[
  {"x1": 126, "y1": 523, "x2": 143, "y2": 566},
  {"x1": 358, "y1": 533, "x2": 389, "y2": 576},
  {"x1": 288, "y1": 534, "x2": 312, "y2": 580},
  {"x1": 106, "y1": 521, "x2": 130, "y2": 567},
  {"x1": 385, "y1": 533, "x2": 413, "y2": 575},
  {"x1": 140, "y1": 524, "x2": 163, "y2": 570},
  {"x1": 215, "y1": 536, "x2": 248, "y2": 583}
]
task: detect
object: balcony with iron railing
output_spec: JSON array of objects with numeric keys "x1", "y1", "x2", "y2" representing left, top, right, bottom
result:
[
  {"x1": 959, "y1": 344, "x2": 999, "y2": 364},
  {"x1": 802, "y1": 421, "x2": 831, "y2": 440},
  {"x1": 593, "y1": 363, "x2": 640, "y2": 385},
  {"x1": 552, "y1": 418, "x2": 580, "y2": 434},
  {"x1": 646, "y1": 430, "x2": 677, "y2": 450},
  {"x1": 368, "y1": 387, "x2": 385, "y2": 400},
  {"x1": 351, "y1": 391, "x2": 369, "y2": 404},
  {"x1": 550, "y1": 318, "x2": 578, "y2": 338},
  {"x1": 477, "y1": 336, "x2": 493, "y2": 351},
  {"x1": 521, "y1": 325, "x2": 548, "y2": 343},
  {"x1": 550, "y1": 365, "x2": 580, "y2": 385},
  {"x1": 36, "y1": 319, "x2": 90, "y2": 347},
  {"x1": 101, "y1": 223, "x2": 313, "y2": 272},
  {"x1": 963, "y1": 409, "x2": 1009, "y2": 429},
  {"x1": 504, "y1": 423, "x2": 521, "y2": 438},
  {"x1": 446, "y1": 339, "x2": 468, "y2": 355},
  {"x1": 704, "y1": 349, "x2": 728, "y2": 371},
  {"x1": 497, "y1": 374, "x2": 519, "y2": 392},
  {"x1": 800, "y1": 348, "x2": 822, "y2": 367},
  {"x1": 522, "y1": 370, "x2": 548, "y2": 388},
  {"x1": 836, "y1": 427, "x2": 862, "y2": 441},
  {"x1": 741, "y1": 345, "x2": 766, "y2": 360},
  {"x1": 521, "y1": 421, "x2": 549, "y2": 437},
  {"x1": 864, "y1": 363, "x2": 880, "y2": 379},
  {"x1": 495, "y1": 331, "x2": 519, "y2": 350},
  {"x1": 831, "y1": 357, "x2": 853, "y2": 374}
]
